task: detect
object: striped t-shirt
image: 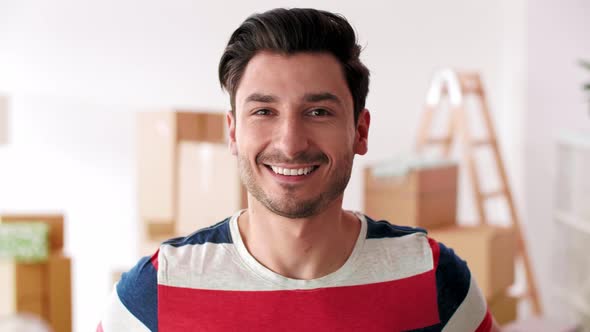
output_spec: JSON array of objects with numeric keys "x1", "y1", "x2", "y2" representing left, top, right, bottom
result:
[{"x1": 99, "y1": 212, "x2": 492, "y2": 331}]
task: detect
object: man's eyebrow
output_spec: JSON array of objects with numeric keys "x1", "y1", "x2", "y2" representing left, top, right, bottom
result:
[
  {"x1": 303, "y1": 92, "x2": 342, "y2": 105},
  {"x1": 244, "y1": 92, "x2": 343, "y2": 105},
  {"x1": 245, "y1": 93, "x2": 278, "y2": 103}
]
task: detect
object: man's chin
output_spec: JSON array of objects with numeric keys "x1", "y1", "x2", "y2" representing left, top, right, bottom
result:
[
  {"x1": 262, "y1": 198, "x2": 323, "y2": 219},
  {"x1": 267, "y1": 208, "x2": 318, "y2": 219}
]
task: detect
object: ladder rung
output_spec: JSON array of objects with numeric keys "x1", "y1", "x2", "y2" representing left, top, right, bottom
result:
[
  {"x1": 481, "y1": 189, "x2": 505, "y2": 199},
  {"x1": 472, "y1": 138, "x2": 495, "y2": 147},
  {"x1": 426, "y1": 137, "x2": 452, "y2": 144}
]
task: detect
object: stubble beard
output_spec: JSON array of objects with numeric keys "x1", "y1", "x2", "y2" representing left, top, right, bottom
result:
[{"x1": 237, "y1": 150, "x2": 353, "y2": 219}]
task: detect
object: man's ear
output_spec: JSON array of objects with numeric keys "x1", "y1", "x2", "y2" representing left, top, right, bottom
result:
[
  {"x1": 353, "y1": 109, "x2": 370, "y2": 156},
  {"x1": 226, "y1": 110, "x2": 237, "y2": 156}
]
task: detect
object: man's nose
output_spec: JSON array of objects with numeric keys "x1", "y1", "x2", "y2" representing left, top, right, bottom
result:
[{"x1": 274, "y1": 115, "x2": 310, "y2": 159}]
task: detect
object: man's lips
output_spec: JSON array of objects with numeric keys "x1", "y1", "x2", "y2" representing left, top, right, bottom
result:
[{"x1": 263, "y1": 164, "x2": 320, "y2": 176}]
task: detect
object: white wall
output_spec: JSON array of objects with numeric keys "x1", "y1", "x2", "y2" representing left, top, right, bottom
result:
[
  {"x1": 0, "y1": 1, "x2": 526, "y2": 330},
  {"x1": 0, "y1": 95, "x2": 137, "y2": 331},
  {"x1": 524, "y1": 0, "x2": 590, "y2": 317}
]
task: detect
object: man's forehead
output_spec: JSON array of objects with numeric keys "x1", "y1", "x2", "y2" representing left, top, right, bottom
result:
[{"x1": 235, "y1": 51, "x2": 352, "y2": 107}]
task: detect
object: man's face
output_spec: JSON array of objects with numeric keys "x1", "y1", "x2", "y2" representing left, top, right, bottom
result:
[{"x1": 228, "y1": 51, "x2": 369, "y2": 219}]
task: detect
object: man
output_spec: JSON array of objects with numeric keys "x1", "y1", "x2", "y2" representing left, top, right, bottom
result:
[{"x1": 99, "y1": 8, "x2": 500, "y2": 331}]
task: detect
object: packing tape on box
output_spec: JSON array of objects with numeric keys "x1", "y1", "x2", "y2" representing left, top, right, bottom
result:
[{"x1": 371, "y1": 154, "x2": 458, "y2": 178}]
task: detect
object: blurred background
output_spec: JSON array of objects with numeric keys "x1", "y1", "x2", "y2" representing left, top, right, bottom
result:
[{"x1": 0, "y1": 0, "x2": 589, "y2": 331}]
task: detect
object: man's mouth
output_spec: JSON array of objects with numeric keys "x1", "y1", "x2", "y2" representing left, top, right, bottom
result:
[{"x1": 264, "y1": 165, "x2": 320, "y2": 176}]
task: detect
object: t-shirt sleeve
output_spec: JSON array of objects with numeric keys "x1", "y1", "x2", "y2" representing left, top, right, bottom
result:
[
  {"x1": 428, "y1": 237, "x2": 493, "y2": 332},
  {"x1": 97, "y1": 250, "x2": 159, "y2": 332}
]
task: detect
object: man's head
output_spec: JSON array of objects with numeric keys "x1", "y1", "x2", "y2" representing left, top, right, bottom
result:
[
  {"x1": 219, "y1": 8, "x2": 369, "y2": 123},
  {"x1": 219, "y1": 8, "x2": 370, "y2": 219}
]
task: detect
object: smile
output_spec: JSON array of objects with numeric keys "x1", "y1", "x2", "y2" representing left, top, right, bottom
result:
[{"x1": 266, "y1": 165, "x2": 319, "y2": 176}]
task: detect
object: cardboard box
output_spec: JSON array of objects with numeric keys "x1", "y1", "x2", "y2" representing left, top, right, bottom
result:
[
  {"x1": 0, "y1": 255, "x2": 72, "y2": 331},
  {"x1": 0, "y1": 214, "x2": 64, "y2": 252},
  {"x1": 137, "y1": 112, "x2": 180, "y2": 227},
  {"x1": 176, "y1": 142, "x2": 246, "y2": 236},
  {"x1": 0, "y1": 260, "x2": 45, "y2": 316},
  {"x1": 16, "y1": 296, "x2": 46, "y2": 318},
  {"x1": 428, "y1": 225, "x2": 516, "y2": 299},
  {"x1": 488, "y1": 292, "x2": 517, "y2": 325},
  {"x1": 364, "y1": 164, "x2": 458, "y2": 229},
  {"x1": 137, "y1": 111, "x2": 226, "y2": 238},
  {"x1": 46, "y1": 255, "x2": 72, "y2": 332},
  {"x1": 176, "y1": 111, "x2": 226, "y2": 143}
]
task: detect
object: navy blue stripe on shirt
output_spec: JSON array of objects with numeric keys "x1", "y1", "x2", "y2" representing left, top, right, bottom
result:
[
  {"x1": 364, "y1": 216, "x2": 427, "y2": 239},
  {"x1": 117, "y1": 255, "x2": 158, "y2": 331},
  {"x1": 163, "y1": 218, "x2": 232, "y2": 247},
  {"x1": 409, "y1": 241, "x2": 472, "y2": 331},
  {"x1": 435, "y1": 242, "x2": 471, "y2": 327}
]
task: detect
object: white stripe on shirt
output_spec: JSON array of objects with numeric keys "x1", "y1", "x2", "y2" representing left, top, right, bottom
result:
[{"x1": 442, "y1": 276, "x2": 487, "y2": 332}]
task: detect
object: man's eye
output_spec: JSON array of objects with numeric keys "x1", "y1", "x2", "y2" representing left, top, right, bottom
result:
[
  {"x1": 254, "y1": 109, "x2": 272, "y2": 116},
  {"x1": 308, "y1": 108, "x2": 330, "y2": 117}
]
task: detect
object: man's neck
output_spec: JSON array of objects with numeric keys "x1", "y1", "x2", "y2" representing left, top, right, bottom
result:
[{"x1": 237, "y1": 196, "x2": 361, "y2": 280}]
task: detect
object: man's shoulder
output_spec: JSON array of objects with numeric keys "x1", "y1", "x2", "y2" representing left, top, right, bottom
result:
[
  {"x1": 161, "y1": 217, "x2": 233, "y2": 248},
  {"x1": 424, "y1": 238, "x2": 492, "y2": 331},
  {"x1": 362, "y1": 215, "x2": 468, "y2": 270},
  {"x1": 106, "y1": 217, "x2": 234, "y2": 330},
  {"x1": 111, "y1": 251, "x2": 159, "y2": 330},
  {"x1": 359, "y1": 216, "x2": 492, "y2": 330},
  {"x1": 363, "y1": 215, "x2": 428, "y2": 239}
]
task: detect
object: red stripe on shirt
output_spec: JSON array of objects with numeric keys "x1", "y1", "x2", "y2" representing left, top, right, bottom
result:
[
  {"x1": 150, "y1": 249, "x2": 159, "y2": 270},
  {"x1": 428, "y1": 237, "x2": 441, "y2": 269},
  {"x1": 475, "y1": 310, "x2": 493, "y2": 332},
  {"x1": 158, "y1": 270, "x2": 440, "y2": 331}
]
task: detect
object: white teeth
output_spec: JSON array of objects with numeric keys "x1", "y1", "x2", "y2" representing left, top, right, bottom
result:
[{"x1": 270, "y1": 165, "x2": 315, "y2": 176}]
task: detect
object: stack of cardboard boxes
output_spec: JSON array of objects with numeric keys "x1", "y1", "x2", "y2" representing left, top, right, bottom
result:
[
  {"x1": 137, "y1": 111, "x2": 246, "y2": 256},
  {"x1": 364, "y1": 161, "x2": 517, "y2": 325},
  {"x1": 0, "y1": 214, "x2": 72, "y2": 332}
]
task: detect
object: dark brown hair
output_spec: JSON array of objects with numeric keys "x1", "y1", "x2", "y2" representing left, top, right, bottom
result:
[{"x1": 218, "y1": 8, "x2": 370, "y2": 123}]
